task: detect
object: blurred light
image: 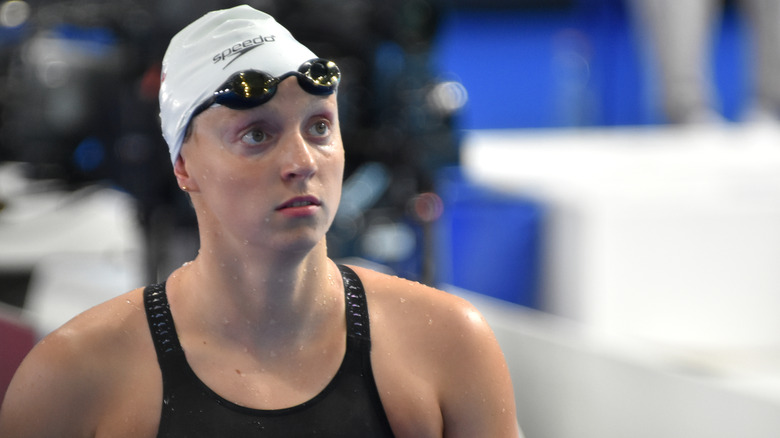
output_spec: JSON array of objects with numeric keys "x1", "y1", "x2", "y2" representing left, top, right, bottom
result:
[
  {"x1": 409, "y1": 192, "x2": 443, "y2": 223},
  {"x1": 427, "y1": 80, "x2": 468, "y2": 115},
  {"x1": 0, "y1": 0, "x2": 29, "y2": 28},
  {"x1": 38, "y1": 59, "x2": 70, "y2": 88},
  {"x1": 360, "y1": 221, "x2": 416, "y2": 263},
  {"x1": 45, "y1": 85, "x2": 88, "y2": 133},
  {"x1": 336, "y1": 162, "x2": 391, "y2": 224},
  {"x1": 73, "y1": 136, "x2": 105, "y2": 172}
]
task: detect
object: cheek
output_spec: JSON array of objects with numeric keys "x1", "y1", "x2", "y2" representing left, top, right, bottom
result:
[
  {"x1": 326, "y1": 149, "x2": 345, "y2": 187},
  {"x1": 195, "y1": 161, "x2": 267, "y2": 212},
  {"x1": 318, "y1": 149, "x2": 344, "y2": 206}
]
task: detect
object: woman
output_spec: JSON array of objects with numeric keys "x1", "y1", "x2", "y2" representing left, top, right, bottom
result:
[{"x1": 0, "y1": 6, "x2": 520, "y2": 437}]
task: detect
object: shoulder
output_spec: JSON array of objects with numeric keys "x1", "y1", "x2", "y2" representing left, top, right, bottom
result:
[
  {"x1": 37, "y1": 286, "x2": 152, "y2": 368},
  {"x1": 0, "y1": 287, "x2": 153, "y2": 437},
  {"x1": 347, "y1": 265, "x2": 499, "y2": 379},
  {"x1": 348, "y1": 265, "x2": 520, "y2": 437},
  {"x1": 347, "y1": 264, "x2": 469, "y2": 313},
  {"x1": 348, "y1": 264, "x2": 490, "y2": 342}
]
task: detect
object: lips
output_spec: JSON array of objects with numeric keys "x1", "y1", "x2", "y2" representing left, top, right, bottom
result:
[{"x1": 276, "y1": 195, "x2": 321, "y2": 211}]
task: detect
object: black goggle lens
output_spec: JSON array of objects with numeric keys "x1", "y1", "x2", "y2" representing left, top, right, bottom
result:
[
  {"x1": 296, "y1": 59, "x2": 340, "y2": 94},
  {"x1": 213, "y1": 58, "x2": 340, "y2": 109},
  {"x1": 214, "y1": 71, "x2": 279, "y2": 109}
]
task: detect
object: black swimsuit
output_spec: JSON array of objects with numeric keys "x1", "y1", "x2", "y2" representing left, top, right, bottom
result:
[{"x1": 143, "y1": 265, "x2": 395, "y2": 437}]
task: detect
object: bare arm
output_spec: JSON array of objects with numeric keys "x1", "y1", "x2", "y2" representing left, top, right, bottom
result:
[
  {"x1": 437, "y1": 300, "x2": 522, "y2": 438},
  {"x1": 0, "y1": 330, "x2": 98, "y2": 438}
]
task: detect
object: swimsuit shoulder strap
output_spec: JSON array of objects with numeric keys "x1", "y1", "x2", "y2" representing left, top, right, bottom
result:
[
  {"x1": 338, "y1": 264, "x2": 370, "y2": 343},
  {"x1": 143, "y1": 283, "x2": 187, "y2": 374}
]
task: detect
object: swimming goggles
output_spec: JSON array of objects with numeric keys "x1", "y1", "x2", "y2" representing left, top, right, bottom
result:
[{"x1": 192, "y1": 58, "x2": 340, "y2": 118}]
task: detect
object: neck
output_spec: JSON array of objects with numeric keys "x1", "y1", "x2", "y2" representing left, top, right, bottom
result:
[{"x1": 169, "y1": 238, "x2": 342, "y2": 347}]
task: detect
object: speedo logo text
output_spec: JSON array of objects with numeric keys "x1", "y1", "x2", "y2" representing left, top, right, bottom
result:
[{"x1": 212, "y1": 35, "x2": 276, "y2": 66}]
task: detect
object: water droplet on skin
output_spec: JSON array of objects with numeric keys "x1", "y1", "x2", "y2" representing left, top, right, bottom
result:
[{"x1": 399, "y1": 297, "x2": 407, "y2": 304}]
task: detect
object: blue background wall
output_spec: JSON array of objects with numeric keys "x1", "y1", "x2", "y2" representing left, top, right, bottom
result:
[{"x1": 432, "y1": 1, "x2": 751, "y2": 130}]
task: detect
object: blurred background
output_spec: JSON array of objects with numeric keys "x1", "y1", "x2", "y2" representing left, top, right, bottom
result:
[{"x1": 1, "y1": 0, "x2": 780, "y2": 436}]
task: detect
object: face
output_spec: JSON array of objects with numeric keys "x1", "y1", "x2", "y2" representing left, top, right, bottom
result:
[{"x1": 175, "y1": 77, "x2": 344, "y2": 254}]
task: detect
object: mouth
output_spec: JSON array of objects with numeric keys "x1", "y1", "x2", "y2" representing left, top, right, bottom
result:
[{"x1": 276, "y1": 196, "x2": 321, "y2": 211}]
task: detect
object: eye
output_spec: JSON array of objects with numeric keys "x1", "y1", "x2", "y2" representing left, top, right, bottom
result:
[
  {"x1": 241, "y1": 129, "x2": 268, "y2": 145},
  {"x1": 309, "y1": 120, "x2": 330, "y2": 137}
]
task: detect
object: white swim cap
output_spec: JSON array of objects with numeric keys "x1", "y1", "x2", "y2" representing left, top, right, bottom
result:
[{"x1": 159, "y1": 5, "x2": 317, "y2": 165}]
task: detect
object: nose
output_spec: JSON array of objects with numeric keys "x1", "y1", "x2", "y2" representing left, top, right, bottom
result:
[{"x1": 281, "y1": 133, "x2": 317, "y2": 182}]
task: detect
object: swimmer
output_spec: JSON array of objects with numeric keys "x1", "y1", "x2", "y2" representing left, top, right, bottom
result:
[{"x1": 0, "y1": 5, "x2": 521, "y2": 437}]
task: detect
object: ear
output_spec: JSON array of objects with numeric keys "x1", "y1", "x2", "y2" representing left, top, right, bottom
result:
[{"x1": 173, "y1": 153, "x2": 198, "y2": 192}]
